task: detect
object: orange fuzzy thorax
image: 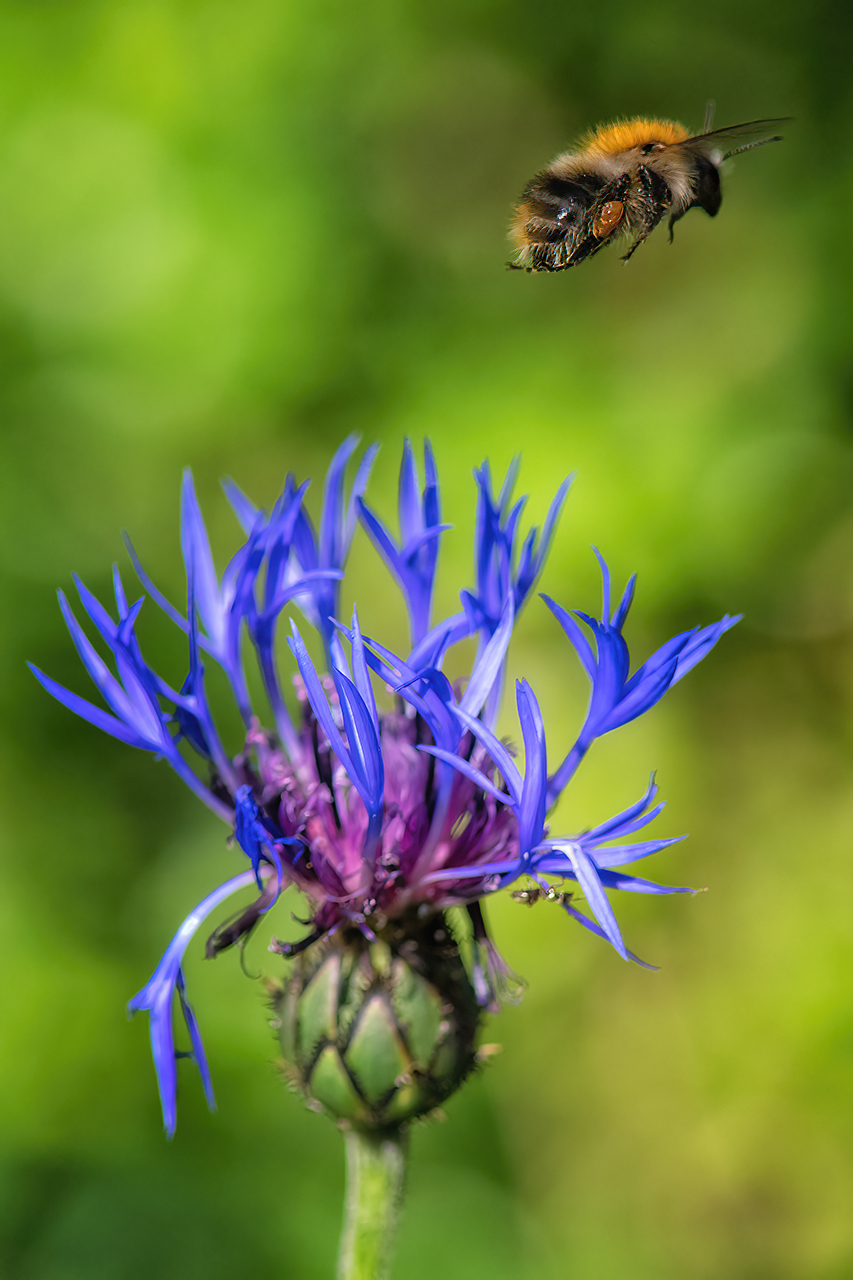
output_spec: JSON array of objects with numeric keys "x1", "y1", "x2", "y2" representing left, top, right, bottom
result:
[{"x1": 579, "y1": 118, "x2": 689, "y2": 156}]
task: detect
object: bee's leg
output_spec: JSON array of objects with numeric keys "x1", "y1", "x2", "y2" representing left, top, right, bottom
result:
[
  {"x1": 620, "y1": 237, "x2": 645, "y2": 263},
  {"x1": 604, "y1": 172, "x2": 632, "y2": 202},
  {"x1": 667, "y1": 204, "x2": 691, "y2": 243},
  {"x1": 589, "y1": 173, "x2": 630, "y2": 239},
  {"x1": 621, "y1": 165, "x2": 671, "y2": 262},
  {"x1": 563, "y1": 172, "x2": 630, "y2": 267},
  {"x1": 566, "y1": 231, "x2": 615, "y2": 268}
]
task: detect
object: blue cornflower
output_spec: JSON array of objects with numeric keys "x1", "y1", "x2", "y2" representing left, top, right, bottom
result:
[{"x1": 33, "y1": 440, "x2": 736, "y2": 1131}]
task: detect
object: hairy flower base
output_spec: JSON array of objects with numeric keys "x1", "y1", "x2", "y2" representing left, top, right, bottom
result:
[{"x1": 274, "y1": 910, "x2": 481, "y2": 1128}]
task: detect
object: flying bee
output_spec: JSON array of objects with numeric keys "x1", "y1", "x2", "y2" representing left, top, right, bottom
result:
[{"x1": 509, "y1": 106, "x2": 788, "y2": 273}]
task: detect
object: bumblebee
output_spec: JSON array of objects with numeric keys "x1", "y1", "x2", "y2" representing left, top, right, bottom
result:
[{"x1": 510, "y1": 107, "x2": 787, "y2": 272}]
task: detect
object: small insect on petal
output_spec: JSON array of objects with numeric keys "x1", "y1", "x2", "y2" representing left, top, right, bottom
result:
[{"x1": 593, "y1": 201, "x2": 624, "y2": 238}]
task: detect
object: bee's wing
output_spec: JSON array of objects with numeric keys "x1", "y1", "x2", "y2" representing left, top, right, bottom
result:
[{"x1": 680, "y1": 117, "x2": 791, "y2": 159}]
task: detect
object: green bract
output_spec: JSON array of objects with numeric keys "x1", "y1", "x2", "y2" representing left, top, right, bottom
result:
[{"x1": 275, "y1": 911, "x2": 481, "y2": 1128}]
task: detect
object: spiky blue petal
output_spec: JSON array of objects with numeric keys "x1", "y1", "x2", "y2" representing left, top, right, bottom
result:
[
  {"x1": 544, "y1": 555, "x2": 740, "y2": 803},
  {"x1": 128, "y1": 868, "x2": 260, "y2": 1135},
  {"x1": 288, "y1": 620, "x2": 384, "y2": 859},
  {"x1": 358, "y1": 439, "x2": 451, "y2": 647},
  {"x1": 30, "y1": 587, "x2": 233, "y2": 822}
]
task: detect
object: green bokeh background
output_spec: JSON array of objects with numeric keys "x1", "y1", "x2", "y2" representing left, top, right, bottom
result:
[{"x1": 2, "y1": 1, "x2": 852, "y2": 1277}]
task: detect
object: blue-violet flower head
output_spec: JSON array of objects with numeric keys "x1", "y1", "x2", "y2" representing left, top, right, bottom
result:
[{"x1": 31, "y1": 437, "x2": 738, "y2": 1132}]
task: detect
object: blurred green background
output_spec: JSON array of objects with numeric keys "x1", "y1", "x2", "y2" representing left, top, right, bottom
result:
[{"x1": 1, "y1": 0, "x2": 852, "y2": 1277}]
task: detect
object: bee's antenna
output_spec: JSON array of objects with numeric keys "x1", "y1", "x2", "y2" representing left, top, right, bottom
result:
[
  {"x1": 703, "y1": 99, "x2": 716, "y2": 133},
  {"x1": 723, "y1": 135, "x2": 783, "y2": 159}
]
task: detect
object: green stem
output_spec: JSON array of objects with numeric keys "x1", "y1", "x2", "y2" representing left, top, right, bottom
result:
[{"x1": 337, "y1": 1126, "x2": 408, "y2": 1280}]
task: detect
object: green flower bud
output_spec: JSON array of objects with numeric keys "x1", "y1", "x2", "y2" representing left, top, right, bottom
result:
[{"x1": 274, "y1": 910, "x2": 481, "y2": 1128}]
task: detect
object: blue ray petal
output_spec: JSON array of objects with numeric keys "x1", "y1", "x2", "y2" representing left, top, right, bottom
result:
[
  {"x1": 561, "y1": 902, "x2": 659, "y2": 971},
  {"x1": 128, "y1": 868, "x2": 259, "y2": 1135},
  {"x1": 417, "y1": 746, "x2": 513, "y2": 804}
]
